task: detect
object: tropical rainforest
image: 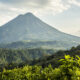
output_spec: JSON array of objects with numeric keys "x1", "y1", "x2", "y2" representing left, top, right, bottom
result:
[
  {"x1": 0, "y1": 45, "x2": 80, "y2": 80},
  {"x1": 0, "y1": 55, "x2": 80, "y2": 80}
]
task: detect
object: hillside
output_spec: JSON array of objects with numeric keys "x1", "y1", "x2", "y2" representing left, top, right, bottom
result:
[
  {"x1": 1, "y1": 45, "x2": 80, "y2": 71},
  {"x1": 0, "y1": 48, "x2": 55, "y2": 68},
  {"x1": 0, "y1": 40, "x2": 78, "y2": 50},
  {"x1": 0, "y1": 12, "x2": 80, "y2": 49},
  {"x1": 1, "y1": 56, "x2": 80, "y2": 80},
  {"x1": 33, "y1": 45, "x2": 80, "y2": 68},
  {"x1": 0, "y1": 47, "x2": 80, "y2": 80}
]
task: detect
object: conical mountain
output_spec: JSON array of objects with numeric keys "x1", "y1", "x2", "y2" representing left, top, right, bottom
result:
[{"x1": 0, "y1": 12, "x2": 80, "y2": 44}]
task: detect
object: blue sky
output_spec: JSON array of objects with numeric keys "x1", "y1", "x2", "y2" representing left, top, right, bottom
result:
[{"x1": 0, "y1": 0, "x2": 80, "y2": 36}]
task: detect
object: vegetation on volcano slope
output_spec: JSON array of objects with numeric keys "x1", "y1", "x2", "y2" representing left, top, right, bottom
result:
[
  {"x1": 1, "y1": 45, "x2": 80, "y2": 71},
  {"x1": 0, "y1": 48, "x2": 55, "y2": 67},
  {"x1": 0, "y1": 55, "x2": 80, "y2": 80},
  {"x1": 34, "y1": 45, "x2": 80, "y2": 68}
]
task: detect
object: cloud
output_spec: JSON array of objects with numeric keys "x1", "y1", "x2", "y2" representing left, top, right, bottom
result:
[
  {"x1": 0, "y1": 0, "x2": 80, "y2": 15},
  {"x1": 0, "y1": 0, "x2": 69, "y2": 15},
  {"x1": 0, "y1": 0, "x2": 49, "y2": 9},
  {"x1": 68, "y1": 0, "x2": 80, "y2": 6},
  {"x1": 0, "y1": 0, "x2": 80, "y2": 26},
  {"x1": 0, "y1": 0, "x2": 80, "y2": 13}
]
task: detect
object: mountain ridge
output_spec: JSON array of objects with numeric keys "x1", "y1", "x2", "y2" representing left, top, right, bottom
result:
[{"x1": 0, "y1": 12, "x2": 80, "y2": 49}]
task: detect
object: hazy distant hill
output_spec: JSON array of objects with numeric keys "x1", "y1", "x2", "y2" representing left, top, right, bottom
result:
[
  {"x1": 0, "y1": 40, "x2": 79, "y2": 50},
  {"x1": 0, "y1": 12, "x2": 80, "y2": 49}
]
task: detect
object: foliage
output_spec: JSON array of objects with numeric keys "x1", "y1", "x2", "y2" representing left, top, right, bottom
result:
[
  {"x1": 35, "y1": 45, "x2": 80, "y2": 68},
  {"x1": 1, "y1": 45, "x2": 80, "y2": 71},
  {"x1": 0, "y1": 55, "x2": 80, "y2": 80},
  {"x1": 0, "y1": 48, "x2": 51, "y2": 66}
]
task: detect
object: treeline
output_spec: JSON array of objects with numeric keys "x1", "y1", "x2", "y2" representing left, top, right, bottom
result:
[
  {"x1": 33, "y1": 45, "x2": 80, "y2": 68},
  {"x1": 0, "y1": 45, "x2": 80, "y2": 71},
  {"x1": 0, "y1": 55, "x2": 80, "y2": 80},
  {"x1": 0, "y1": 48, "x2": 55, "y2": 69}
]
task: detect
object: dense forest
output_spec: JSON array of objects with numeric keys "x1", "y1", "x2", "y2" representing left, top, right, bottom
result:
[
  {"x1": 34, "y1": 45, "x2": 80, "y2": 68},
  {"x1": 0, "y1": 55, "x2": 80, "y2": 80},
  {"x1": 0, "y1": 45, "x2": 80, "y2": 70},
  {"x1": 0, "y1": 48, "x2": 55, "y2": 70},
  {"x1": 0, "y1": 45, "x2": 80, "y2": 80}
]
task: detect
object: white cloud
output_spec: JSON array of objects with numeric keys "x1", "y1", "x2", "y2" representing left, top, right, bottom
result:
[
  {"x1": 0, "y1": 0, "x2": 70, "y2": 17},
  {"x1": 44, "y1": 0, "x2": 70, "y2": 15},
  {"x1": 0, "y1": 0, "x2": 80, "y2": 26},
  {"x1": 0, "y1": 0, "x2": 80, "y2": 15},
  {"x1": 68, "y1": 0, "x2": 80, "y2": 6}
]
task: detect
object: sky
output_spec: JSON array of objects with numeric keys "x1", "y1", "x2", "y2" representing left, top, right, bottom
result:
[{"x1": 0, "y1": 0, "x2": 80, "y2": 36}]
